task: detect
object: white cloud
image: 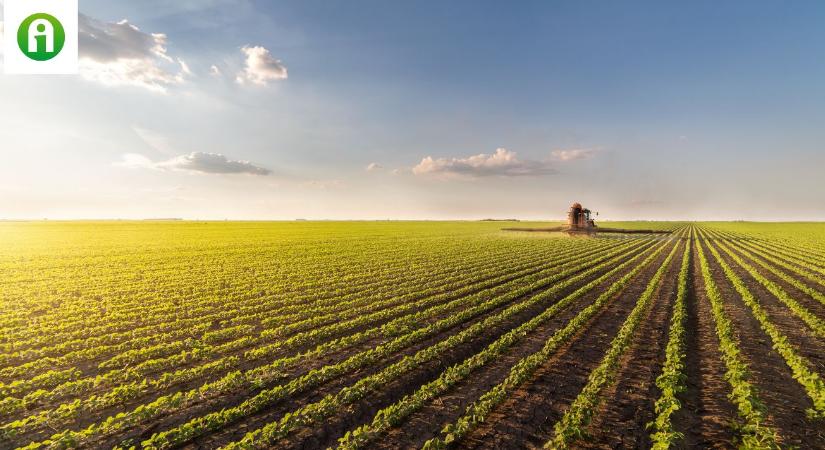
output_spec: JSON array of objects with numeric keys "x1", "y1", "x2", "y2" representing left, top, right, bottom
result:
[
  {"x1": 118, "y1": 152, "x2": 271, "y2": 175},
  {"x1": 412, "y1": 148, "x2": 554, "y2": 178},
  {"x1": 177, "y1": 58, "x2": 192, "y2": 76},
  {"x1": 551, "y1": 149, "x2": 595, "y2": 161},
  {"x1": 79, "y1": 14, "x2": 188, "y2": 92},
  {"x1": 366, "y1": 162, "x2": 383, "y2": 171},
  {"x1": 236, "y1": 46, "x2": 288, "y2": 86},
  {"x1": 210, "y1": 64, "x2": 222, "y2": 76},
  {"x1": 117, "y1": 153, "x2": 155, "y2": 169}
]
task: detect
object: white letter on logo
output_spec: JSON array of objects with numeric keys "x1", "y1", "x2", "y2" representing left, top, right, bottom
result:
[{"x1": 28, "y1": 18, "x2": 54, "y2": 53}]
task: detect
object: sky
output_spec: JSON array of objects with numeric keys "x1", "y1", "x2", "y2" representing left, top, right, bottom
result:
[{"x1": 1, "y1": 0, "x2": 825, "y2": 221}]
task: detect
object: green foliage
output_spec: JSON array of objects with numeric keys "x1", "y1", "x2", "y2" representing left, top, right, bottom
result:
[
  {"x1": 648, "y1": 238, "x2": 691, "y2": 449},
  {"x1": 695, "y1": 234, "x2": 779, "y2": 449},
  {"x1": 1, "y1": 221, "x2": 823, "y2": 449},
  {"x1": 549, "y1": 235, "x2": 682, "y2": 448},
  {"x1": 420, "y1": 236, "x2": 677, "y2": 450}
]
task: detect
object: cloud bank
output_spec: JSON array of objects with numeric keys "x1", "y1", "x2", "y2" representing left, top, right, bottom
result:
[
  {"x1": 413, "y1": 148, "x2": 554, "y2": 178},
  {"x1": 79, "y1": 14, "x2": 188, "y2": 92},
  {"x1": 551, "y1": 148, "x2": 595, "y2": 161},
  {"x1": 236, "y1": 46, "x2": 288, "y2": 86},
  {"x1": 119, "y1": 152, "x2": 271, "y2": 175}
]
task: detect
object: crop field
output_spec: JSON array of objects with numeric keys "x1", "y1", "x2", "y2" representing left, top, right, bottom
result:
[{"x1": 1, "y1": 220, "x2": 824, "y2": 449}]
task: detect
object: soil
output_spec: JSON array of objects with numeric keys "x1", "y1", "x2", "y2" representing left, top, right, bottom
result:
[
  {"x1": 577, "y1": 241, "x2": 684, "y2": 449},
  {"x1": 699, "y1": 238, "x2": 825, "y2": 449},
  {"x1": 188, "y1": 243, "x2": 654, "y2": 449},
  {"x1": 455, "y1": 241, "x2": 677, "y2": 449},
  {"x1": 8, "y1": 229, "x2": 825, "y2": 450}
]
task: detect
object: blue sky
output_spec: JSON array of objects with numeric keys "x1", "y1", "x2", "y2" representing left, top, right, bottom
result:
[{"x1": 1, "y1": 1, "x2": 824, "y2": 220}]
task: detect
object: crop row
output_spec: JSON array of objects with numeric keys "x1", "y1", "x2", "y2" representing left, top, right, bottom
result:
[
  {"x1": 702, "y1": 229, "x2": 825, "y2": 306},
  {"x1": 648, "y1": 236, "x2": 692, "y2": 449},
  {"x1": 1, "y1": 234, "x2": 544, "y2": 348},
  {"x1": 217, "y1": 238, "x2": 672, "y2": 450},
  {"x1": 17, "y1": 238, "x2": 657, "y2": 448},
  {"x1": 1, "y1": 239, "x2": 632, "y2": 436},
  {"x1": 704, "y1": 232, "x2": 825, "y2": 338},
  {"x1": 698, "y1": 231, "x2": 825, "y2": 419},
  {"x1": 1, "y1": 240, "x2": 541, "y2": 359},
  {"x1": 333, "y1": 233, "x2": 676, "y2": 449},
  {"x1": 695, "y1": 237, "x2": 779, "y2": 449},
  {"x1": 1, "y1": 238, "x2": 576, "y2": 385},
  {"x1": 418, "y1": 235, "x2": 677, "y2": 449},
  {"x1": 548, "y1": 235, "x2": 680, "y2": 448}
]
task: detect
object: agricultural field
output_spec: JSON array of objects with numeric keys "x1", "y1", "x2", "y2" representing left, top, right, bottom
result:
[{"x1": 0, "y1": 221, "x2": 824, "y2": 449}]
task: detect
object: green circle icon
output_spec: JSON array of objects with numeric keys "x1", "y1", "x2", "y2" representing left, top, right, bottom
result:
[{"x1": 17, "y1": 13, "x2": 66, "y2": 61}]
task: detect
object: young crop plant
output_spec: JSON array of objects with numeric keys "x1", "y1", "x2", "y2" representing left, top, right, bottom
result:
[
  {"x1": 6, "y1": 240, "x2": 640, "y2": 442},
  {"x1": 41, "y1": 240, "x2": 656, "y2": 450},
  {"x1": 6, "y1": 221, "x2": 824, "y2": 449},
  {"x1": 334, "y1": 236, "x2": 672, "y2": 450},
  {"x1": 164, "y1": 239, "x2": 663, "y2": 450},
  {"x1": 419, "y1": 238, "x2": 675, "y2": 450},
  {"x1": 648, "y1": 237, "x2": 691, "y2": 449},
  {"x1": 718, "y1": 235, "x2": 825, "y2": 307},
  {"x1": 704, "y1": 237, "x2": 825, "y2": 419},
  {"x1": 695, "y1": 236, "x2": 779, "y2": 449},
  {"x1": 548, "y1": 238, "x2": 680, "y2": 449},
  {"x1": 705, "y1": 232, "x2": 825, "y2": 339}
]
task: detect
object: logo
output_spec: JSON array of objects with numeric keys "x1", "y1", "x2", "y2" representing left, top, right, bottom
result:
[
  {"x1": 17, "y1": 13, "x2": 66, "y2": 61},
  {"x1": 3, "y1": 0, "x2": 78, "y2": 74}
]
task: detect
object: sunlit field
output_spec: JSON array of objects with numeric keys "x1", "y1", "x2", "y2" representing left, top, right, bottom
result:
[{"x1": 0, "y1": 221, "x2": 823, "y2": 449}]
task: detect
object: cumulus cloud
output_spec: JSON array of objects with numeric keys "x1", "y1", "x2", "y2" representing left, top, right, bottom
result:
[
  {"x1": 118, "y1": 152, "x2": 271, "y2": 175},
  {"x1": 210, "y1": 64, "x2": 222, "y2": 76},
  {"x1": 79, "y1": 14, "x2": 188, "y2": 92},
  {"x1": 366, "y1": 163, "x2": 383, "y2": 171},
  {"x1": 412, "y1": 148, "x2": 554, "y2": 178},
  {"x1": 551, "y1": 149, "x2": 596, "y2": 161},
  {"x1": 236, "y1": 46, "x2": 288, "y2": 86}
]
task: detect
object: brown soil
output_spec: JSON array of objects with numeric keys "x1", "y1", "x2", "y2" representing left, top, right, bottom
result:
[
  {"x1": 11, "y1": 230, "x2": 825, "y2": 450},
  {"x1": 720, "y1": 237, "x2": 825, "y2": 317},
  {"x1": 700, "y1": 238, "x2": 825, "y2": 448},
  {"x1": 356, "y1": 240, "x2": 656, "y2": 449},
  {"x1": 714, "y1": 240, "x2": 825, "y2": 375},
  {"x1": 6, "y1": 243, "x2": 604, "y2": 447},
  {"x1": 577, "y1": 241, "x2": 685, "y2": 449},
  {"x1": 131, "y1": 243, "x2": 655, "y2": 450},
  {"x1": 452, "y1": 241, "x2": 677, "y2": 449},
  {"x1": 2, "y1": 252, "x2": 560, "y2": 424},
  {"x1": 670, "y1": 241, "x2": 737, "y2": 449}
]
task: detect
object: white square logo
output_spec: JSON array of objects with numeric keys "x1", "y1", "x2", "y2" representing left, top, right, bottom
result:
[{"x1": 3, "y1": 0, "x2": 78, "y2": 74}]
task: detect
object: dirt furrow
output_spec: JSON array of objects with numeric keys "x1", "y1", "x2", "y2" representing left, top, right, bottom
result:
[
  {"x1": 719, "y1": 237, "x2": 825, "y2": 318},
  {"x1": 578, "y1": 240, "x2": 685, "y2": 448},
  {"x1": 177, "y1": 245, "x2": 653, "y2": 449},
  {"x1": 454, "y1": 240, "x2": 676, "y2": 449},
  {"x1": 700, "y1": 238, "x2": 825, "y2": 448},
  {"x1": 11, "y1": 244, "x2": 634, "y2": 449},
  {"x1": 714, "y1": 239, "x2": 825, "y2": 374},
  {"x1": 665, "y1": 238, "x2": 738, "y2": 449},
  {"x1": 360, "y1": 242, "x2": 652, "y2": 449}
]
